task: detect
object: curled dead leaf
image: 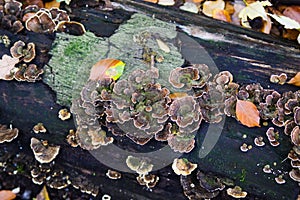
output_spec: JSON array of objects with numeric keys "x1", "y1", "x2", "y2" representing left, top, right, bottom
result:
[
  {"x1": 236, "y1": 99, "x2": 260, "y2": 127},
  {"x1": 288, "y1": 72, "x2": 300, "y2": 87},
  {"x1": 0, "y1": 55, "x2": 19, "y2": 80}
]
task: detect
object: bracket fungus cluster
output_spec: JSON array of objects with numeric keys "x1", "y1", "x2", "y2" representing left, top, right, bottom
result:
[
  {"x1": 30, "y1": 137, "x2": 60, "y2": 164},
  {"x1": 0, "y1": 0, "x2": 23, "y2": 33},
  {"x1": 180, "y1": 170, "x2": 227, "y2": 199},
  {"x1": 25, "y1": 7, "x2": 85, "y2": 35},
  {"x1": 0, "y1": 124, "x2": 18, "y2": 143}
]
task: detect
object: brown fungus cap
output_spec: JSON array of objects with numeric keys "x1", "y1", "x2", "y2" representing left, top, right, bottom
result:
[
  {"x1": 126, "y1": 155, "x2": 153, "y2": 175},
  {"x1": 0, "y1": 124, "x2": 18, "y2": 143},
  {"x1": 254, "y1": 136, "x2": 265, "y2": 147},
  {"x1": 33, "y1": 123, "x2": 46, "y2": 134},
  {"x1": 275, "y1": 175, "x2": 286, "y2": 184},
  {"x1": 226, "y1": 186, "x2": 247, "y2": 198},
  {"x1": 289, "y1": 169, "x2": 300, "y2": 182},
  {"x1": 172, "y1": 158, "x2": 197, "y2": 176},
  {"x1": 136, "y1": 174, "x2": 159, "y2": 188},
  {"x1": 106, "y1": 169, "x2": 121, "y2": 180},
  {"x1": 270, "y1": 73, "x2": 287, "y2": 85},
  {"x1": 25, "y1": 10, "x2": 56, "y2": 33},
  {"x1": 10, "y1": 40, "x2": 36, "y2": 62},
  {"x1": 55, "y1": 21, "x2": 86, "y2": 36},
  {"x1": 49, "y1": 7, "x2": 70, "y2": 23},
  {"x1": 291, "y1": 126, "x2": 300, "y2": 146},
  {"x1": 66, "y1": 129, "x2": 78, "y2": 147},
  {"x1": 58, "y1": 108, "x2": 71, "y2": 121},
  {"x1": 4, "y1": 0, "x2": 22, "y2": 16},
  {"x1": 167, "y1": 134, "x2": 195, "y2": 153},
  {"x1": 30, "y1": 137, "x2": 60, "y2": 164},
  {"x1": 23, "y1": 64, "x2": 43, "y2": 82}
]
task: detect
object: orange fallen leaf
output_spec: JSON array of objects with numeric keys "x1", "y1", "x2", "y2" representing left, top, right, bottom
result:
[
  {"x1": 143, "y1": 0, "x2": 158, "y2": 3},
  {"x1": 288, "y1": 72, "x2": 300, "y2": 87},
  {"x1": 0, "y1": 190, "x2": 16, "y2": 200},
  {"x1": 212, "y1": 9, "x2": 231, "y2": 22},
  {"x1": 45, "y1": 0, "x2": 60, "y2": 9},
  {"x1": 236, "y1": 99, "x2": 260, "y2": 127}
]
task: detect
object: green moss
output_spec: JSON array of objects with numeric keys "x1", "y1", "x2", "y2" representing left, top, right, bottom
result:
[{"x1": 43, "y1": 14, "x2": 184, "y2": 106}]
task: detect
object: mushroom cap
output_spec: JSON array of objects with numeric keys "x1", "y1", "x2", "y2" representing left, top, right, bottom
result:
[
  {"x1": 136, "y1": 174, "x2": 159, "y2": 188},
  {"x1": 291, "y1": 126, "x2": 300, "y2": 146},
  {"x1": 275, "y1": 175, "x2": 286, "y2": 184},
  {"x1": 55, "y1": 21, "x2": 86, "y2": 36},
  {"x1": 172, "y1": 158, "x2": 197, "y2": 176},
  {"x1": 0, "y1": 124, "x2": 18, "y2": 143},
  {"x1": 106, "y1": 169, "x2": 121, "y2": 180},
  {"x1": 30, "y1": 137, "x2": 60, "y2": 163},
  {"x1": 25, "y1": 11, "x2": 56, "y2": 33},
  {"x1": 10, "y1": 40, "x2": 25, "y2": 59},
  {"x1": 226, "y1": 186, "x2": 247, "y2": 198},
  {"x1": 254, "y1": 136, "x2": 265, "y2": 147},
  {"x1": 167, "y1": 134, "x2": 195, "y2": 153},
  {"x1": 263, "y1": 165, "x2": 272, "y2": 173},
  {"x1": 126, "y1": 155, "x2": 153, "y2": 175},
  {"x1": 197, "y1": 171, "x2": 225, "y2": 192},
  {"x1": 289, "y1": 169, "x2": 300, "y2": 182}
]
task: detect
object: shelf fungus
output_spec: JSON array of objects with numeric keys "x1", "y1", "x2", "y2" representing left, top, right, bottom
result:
[
  {"x1": 33, "y1": 123, "x2": 47, "y2": 134},
  {"x1": 106, "y1": 169, "x2": 121, "y2": 180},
  {"x1": 30, "y1": 137, "x2": 60, "y2": 164},
  {"x1": 13, "y1": 63, "x2": 44, "y2": 82},
  {"x1": 169, "y1": 64, "x2": 211, "y2": 90},
  {"x1": 270, "y1": 73, "x2": 288, "y2": 85},
  {"x1": 136, "y1": 174, "x2": 159, "y2": 188},
  {"x1": 126, "y1": 155, "x2": 153, "y2": 175},
  {"x1": 266, "y1": 127, "x2": 280, "y2": 147},
  {"x1": 263, "y1": 164, "x2": 272, "y2": 174},
  {"x1": 180, "y1": 170, "x2": 224, "y2": 199},
  {"x1": 58, "y1": 108, "x2": 71, "y2": 120},
  {"x1": 226, "y1": 186, "x2": 247, "y2": 198},
  {"x1": 289, "y1": 169, "x2": 300, "y2": 182},
  {"x1": 0, "y1": 124, "x2": 18, "y2": 143},
  {"x1": 25, "y1": 10, "x2": 56, "y2": 33},
  {"x1": 254, "y1": 136, "x2": 265, "y2": 147},
  {"x1": 291, "y1": 126, "x2": 300, "y2": 146},
  {"x1": 275, "y1": 175, "x2": 286, "y2": 184},
  {"x1": 56, "y1": 21, "x2": 86, "y2": 36},
  {"x1": 10, "y1": 40, "x2": 36, "y2": 63},
  {"x1": 66, "y1": 129, "x2": 78, "y2": 147},
  {"x1": 172, "y1": 158, "x2": 197, "y2": 176}
]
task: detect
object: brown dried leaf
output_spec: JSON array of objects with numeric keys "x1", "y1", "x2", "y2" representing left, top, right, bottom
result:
[
  {"x1": 288, "y1": 72, "x2": 300, "y2": 87},
  {"x1": 36, "y1": 186, "x2": 50, "y2": 200},
  {"x1": 202, "y1": 0, "x2": 225, "y2": 17},
  {"x1": 0, "y1": 190, "x2": 16, "y2": 200},
  {"x1": 236, "y1": 99, "x2": 260, "y2": 127},
  {"x1": 0, "y1": 55, "x2": 19, "y2": 80}
]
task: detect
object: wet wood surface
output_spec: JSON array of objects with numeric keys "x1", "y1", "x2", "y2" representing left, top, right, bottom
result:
[{"x1": 0, "y1": 1, "x2": 300, "y2": 199}]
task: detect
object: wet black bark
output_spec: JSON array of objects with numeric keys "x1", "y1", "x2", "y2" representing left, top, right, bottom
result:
[{"x1": 0, "y1": 1, "x2": 299, "y2": 200}]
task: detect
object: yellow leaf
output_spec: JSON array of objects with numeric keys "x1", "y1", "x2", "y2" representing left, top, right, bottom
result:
[
  {"x1": 36, "y1": 186, "x2": 50, "y2": 200},
  {"x1": 238, "y1": 1, "x2": 272, "y2": 28},
  {"x1": 0, "y1": 190, "x2": 16, "y2": 200},
  {"x1": 288, "y1": 72, "x2": 300, "y2": 87},
  {"x1": 212, "y1": 9, "x2": 231, "y2": 22},
  {"x1": 236, "y1": 99, "x2": 260, "y2": 127}
]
